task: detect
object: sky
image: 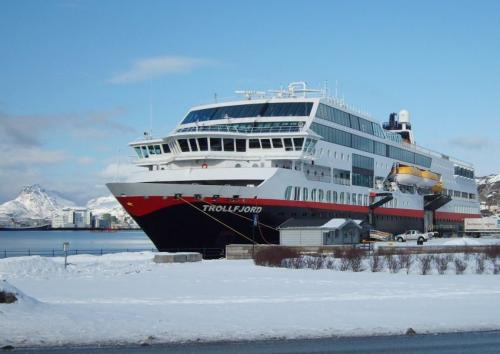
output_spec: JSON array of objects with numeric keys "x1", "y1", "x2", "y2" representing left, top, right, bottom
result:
[{"x1": 0, "y1": 0, "x2": 499, "y2": 204}]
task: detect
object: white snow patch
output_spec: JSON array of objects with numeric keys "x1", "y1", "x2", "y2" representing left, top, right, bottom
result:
[
  {"x1": 0, "y1": 252, "x2": 499, "y2": 347},
  {"x1": 444, "y1": 238, "x2": 482, "y2": 246}
]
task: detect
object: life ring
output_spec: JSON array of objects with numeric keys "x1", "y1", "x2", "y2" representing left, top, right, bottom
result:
[{"x1": 202, "y1": 163, "x2": 208, "y2": 169}]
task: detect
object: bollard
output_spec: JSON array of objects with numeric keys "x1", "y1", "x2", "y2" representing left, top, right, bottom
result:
[{"x1": 63, "y1": 242, "x2": 70, "y2": 269}]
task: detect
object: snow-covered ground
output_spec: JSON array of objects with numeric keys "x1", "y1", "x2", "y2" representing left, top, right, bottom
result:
[{"x1": 1, "y1": 249, "x2": 500, "y2": 348}]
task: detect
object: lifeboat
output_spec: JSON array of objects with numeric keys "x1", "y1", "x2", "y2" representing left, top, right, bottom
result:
[
  {"x1": 421, "y1": 170, "x2": 440, "y2": 188},
  {"x1": 393, "y1": 165, "x2": 441, "y2": 188},
  {"x1": 393, "y1": 166, "x2": 422, "y2": 185},
  {"x1": 431, "y1": 181, "x2": 444, "y2": 194}
]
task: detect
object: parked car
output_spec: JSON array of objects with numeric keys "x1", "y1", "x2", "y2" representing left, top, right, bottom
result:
[{"x1": 395, "y1": 230, "x2": 433, "y2": 243}]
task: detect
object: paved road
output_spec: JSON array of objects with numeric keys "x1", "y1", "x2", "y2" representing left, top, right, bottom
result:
[{"x1": 7, "y1": 330, "x2": 500, "y2": 353}]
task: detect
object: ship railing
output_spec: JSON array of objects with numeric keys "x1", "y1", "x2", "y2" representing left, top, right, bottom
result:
[
  {"x1": 0, "y1": 247, "x2": 225, "y2": 259},
  {"x1": 400, "y1": 141, "x2": 473, "y2": 168},
  {"x1": 176, "y1": 125, "x2": 302, "y2": 134},
  {"x1": 332, "y1": 177, "x2": 351, "y2": 186}
]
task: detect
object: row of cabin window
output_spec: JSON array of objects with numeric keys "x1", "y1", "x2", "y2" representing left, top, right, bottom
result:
[
  {"x1": 453, "y1": 205, "x2": 478, "y2": 214},
  {"x1": 316, "y1": 103, "x2": 387, "y2": 139},
  {"x1": 134, "y1": 144, "x2": 172, "y2": 158},
  {"x1": 177, "y1": 137, "x2": 305, "y2": 153},
  {"x1": 284, "y1": 186, "x2": 402, "y2": 208},
  {"x1": 310, "y1": 122, "x2": 432, "y2": 168},
  {"x1": 442, "y1": 188, "x2": 476, "y2": 200},
  {"x1": 454, "y1": 166, "x2": 474, "y2": 179}
]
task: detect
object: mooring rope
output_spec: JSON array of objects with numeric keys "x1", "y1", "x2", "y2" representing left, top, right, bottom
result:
[{"x1": 178, "y1": 196, "x2": 256, "y2": 244}]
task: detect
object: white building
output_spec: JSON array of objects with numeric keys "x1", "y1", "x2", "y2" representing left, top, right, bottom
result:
[{"x1": 52, "y1": 208, "x2": 92, "y2": 228}]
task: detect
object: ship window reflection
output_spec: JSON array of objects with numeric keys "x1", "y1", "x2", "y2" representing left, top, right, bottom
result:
[
  {"x1": 154, "y1": 145, "x2": 162, "y2": 154},
  {"x1": 283, "y1": 138, "x2": 293, "y2": 151},
  {"x1": 134, "y1": 147, "x2": 142, "y2": 158},
  {"x1": 141, "y1": 146, "x2": 149, "y2": 158},
  {"x1": 148, "y1": 145, "x2": 156, "y2": 155}
]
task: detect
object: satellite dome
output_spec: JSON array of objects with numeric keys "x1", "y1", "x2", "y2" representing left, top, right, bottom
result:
[{"x1": 399, "y1": 110, "x2": 410, "y2": 123}]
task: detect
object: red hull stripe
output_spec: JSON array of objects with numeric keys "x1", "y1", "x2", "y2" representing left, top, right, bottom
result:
[{"x1": 116, "y1": 195, "x2": 480, "y2": 221}]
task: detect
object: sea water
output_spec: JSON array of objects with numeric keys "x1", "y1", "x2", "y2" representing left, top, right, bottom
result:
[{"x1": 0, "y1": 230, "x2": 155, "y2": 257}]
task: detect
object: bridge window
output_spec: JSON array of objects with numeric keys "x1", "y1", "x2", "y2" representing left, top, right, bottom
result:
[
  {"x1": 223, "y1": 139, "x2": 235, "y2": 151},
  {"x1": 326, "y1": 190, "x2": 331, "y2": 202},
  {"x1": 302, "y1": 188, "x2": 308, "y2": 201},
  {"x1": 283, "y1": 138, "x2": 293, "y2": 151},
  {"x1": 236, "y1": 139, "x2": 246, "y2": 152},
  {"x1": 197, "y1": 138, "x2": 208, "y2": 151},
  {"x1": 162, "y1": 144, "x2": 171, "y2": 153},
  {"x1": 284, "y1": 186, "x2": 292, "y2": 200},
  {"x1": 311, "y1": 189, "x2": 317, "y2": 201},
  {"x1": 141, "y1": 146, "x2": 149, "y2": 158},
  {"x1": 318, "y1": 189, "x2": 324, "y2": 202},
  {"x1": 293, "y1": 138, "x2": 304, "y2": 151},
  {"x1": 134, "y1": 147, "x2": 142, "y2": 158},
  {"x1": 189, "y1": 139, "x2": 198, "y2": 151},
  {"x1": 178, "y1": 139, "x2": 190, "y2": 152},
  {"x1": 272, "y1": 138, "x2": 283, "y2": 148},
  {"x1": 182, "y1": 102, "x2": 313, "y2": 124},
  {"x1": 249, "y1": 139, "x2": 261, "y2": 149},
  {"x1": 261, "y1": 139, "x2": 271, "y2": 149},
  {"x1": 332, "y1": 191, "x2": 338, "y2": 203},
  {"x1": 210, "y1": 138, "x2": 222, "y2": 151}
]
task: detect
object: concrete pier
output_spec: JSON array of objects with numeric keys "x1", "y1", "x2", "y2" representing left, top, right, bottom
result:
[{"x1": 153, "y1": 252, "x2": 202, "y2": 263}]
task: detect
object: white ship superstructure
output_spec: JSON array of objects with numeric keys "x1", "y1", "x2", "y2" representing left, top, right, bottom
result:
[{"x1": 107, "y1": 82, "x2": 480, "y2": 253}]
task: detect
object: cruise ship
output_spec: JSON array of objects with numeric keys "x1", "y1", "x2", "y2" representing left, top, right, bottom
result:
[{"x1": 107, "y1": 82, "x2": 481, "y2": 253}]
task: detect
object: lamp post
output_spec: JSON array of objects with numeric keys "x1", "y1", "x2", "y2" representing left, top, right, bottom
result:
[{"x1": 63, "y1": 242, "x2": 70, "y2": 269}]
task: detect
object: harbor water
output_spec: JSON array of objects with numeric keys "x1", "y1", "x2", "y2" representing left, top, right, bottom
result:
[{"x1": 0, "y1": 230, "x2": 156, "y2": 258}]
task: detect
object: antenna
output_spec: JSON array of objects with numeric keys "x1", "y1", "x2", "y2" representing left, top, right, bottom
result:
[{"x1": 149, "y1": 80, "x2": 153, "y2": 137}]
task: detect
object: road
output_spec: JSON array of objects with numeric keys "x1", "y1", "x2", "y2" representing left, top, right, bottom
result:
[{"x1": 7, "y1": 330, "x2": 500, "y2": 354}]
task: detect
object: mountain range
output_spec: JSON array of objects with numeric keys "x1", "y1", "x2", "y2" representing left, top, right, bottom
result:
[
  {"x1": 476, "y1": 173, "x2": 500, "y2": 214},
  {"x1": 0, "y1": 184, "x2": 125, "y2": 221}
]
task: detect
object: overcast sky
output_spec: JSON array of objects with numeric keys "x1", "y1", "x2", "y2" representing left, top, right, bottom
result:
[{"x1": 1, "y1": 0, "x2": 499, "y2": 204}]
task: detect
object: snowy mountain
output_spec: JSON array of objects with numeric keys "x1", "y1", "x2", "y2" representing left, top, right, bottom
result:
[
  {"x1": 86, "y1": 195, "x2": 127, "y2": 219},
  {"x1": 0, "y1": 184, "x2": 76, "y2": 220},
  {"x1": 476, "y1": 173, "x2": 500, "y2": 215}
]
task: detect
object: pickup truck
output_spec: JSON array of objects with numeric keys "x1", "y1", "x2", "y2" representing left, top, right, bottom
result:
[{"x1": 395, "y1": 230, "x2": 434, "y2": 242}]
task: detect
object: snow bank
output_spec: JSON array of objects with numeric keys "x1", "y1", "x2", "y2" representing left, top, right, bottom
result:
[
  {"x1": 1, "y1": 252, "x2": 499, "y2": 347},
  {"x1": 444, "y1": 238, "x2": 482, "y2": 246},
  {"x1": 0, "y1": 279, "x2": 40, "y2": 306}
]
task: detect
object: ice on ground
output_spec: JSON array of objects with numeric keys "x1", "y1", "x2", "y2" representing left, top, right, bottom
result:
[{"x1": 1, "y1": 251, "x2": 500, "y2": 347}]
